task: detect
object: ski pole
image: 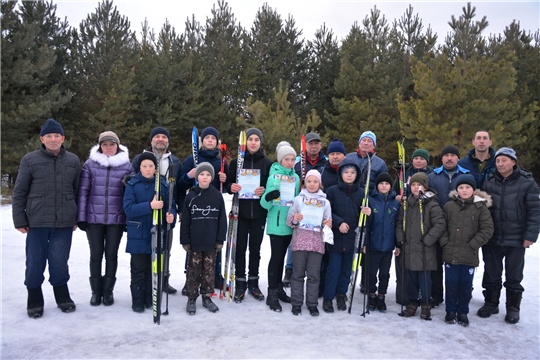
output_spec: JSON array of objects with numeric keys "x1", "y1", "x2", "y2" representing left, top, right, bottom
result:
[{"x1": 419, "y1": 186, "x2": 431, "y2": 320}]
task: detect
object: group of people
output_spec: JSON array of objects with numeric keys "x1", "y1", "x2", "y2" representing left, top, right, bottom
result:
[{"x1": 13, "y1": 119, "x2": 539, "y2": 326}]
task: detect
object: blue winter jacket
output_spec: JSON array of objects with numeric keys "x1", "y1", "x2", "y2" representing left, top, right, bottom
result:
[
  {"x1": 344, "y1": 151, "x2": 388, "y2": 192},
  {"x1": 123, "y1": 172, "x2": 176, "y2": 254},
  {"x1": 428, "y1": 165, "x2": 470, "y2": 208},
  {"x1": 457, "y1": 147, "x2": 496, "y2": 189},
  {"x1": 366, "y1": 188, "x2": 400, "y2": 252}
]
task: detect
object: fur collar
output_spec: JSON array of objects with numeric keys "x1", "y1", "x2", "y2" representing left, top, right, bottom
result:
[
  {"x1": 89, "y1": 144, "x2": 130, "y2": 167},
  {"x1": 449, "y1": 189, "x2": 492, "y2": 208}
]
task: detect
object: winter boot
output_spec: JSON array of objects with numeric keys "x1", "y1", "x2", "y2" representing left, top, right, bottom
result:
[
  {"x1": 266, "y1": 288, "x2": 282, "y2": 312},
  {"x1": 234, "y1": 279, "x2": 247, "y2": 303},
  {"x1": 445, "y1": 311, "x2": 457, "y2": 324},
  {"x1": 323, "y1": 299, "x2": 334, "y2": 313},
  {"x1": 89, "y1": 277, "x2": 102, "y2": 306},
  {"x1": 292, "y1": 305, "x2": 302, "y2": 315},
  {"x1": 403, "y1": 302, "x2": 418, "y2": 317},
  {"x1": 457, "y1": 313, "x2": 470, "y2": 327},
  {"x1": 247, "y1": 279, "x2": 265, "y2": 301},
  {"x1": 102, "y1": 277, "x2": 116, "y2": 306},
  {"x1": 186, "y1": 298, "x2": 196, "y2": 315},
  {"x1": 505, "y1": 290, "x2": 522, "y2": 324},
  {"x1": 276, "y1": 285, "x2": 291, "y2": 303},
  {"x1": 282, "y1": 268, "x2": 292, "y2": 288},
  {"x1": 27, "y1": 286, "x2": 44, "y2": 318},
  {"x1": 477, "y1": 289, "x2": 500, "y2": 318},
  {"x1": 202, "y1": 295, "x2": 219, "y2": 313},
  {"x1": 377, "y1": 294, "x2": 387, "y2": 313},
  {"x1": 308, "y1": 306, "x2": 319, "y2": 316},
  {"x1": 130, "y1": 285, "x2": 145, "y2": 313},
  {"x1": 336, "y1": 293, "x2": 347, "y2": 311},
  {"x1": 163, "y1": 275, "x2": 178, "y2": 294},
  {"x1": 420, "y1": 304, "x2": 432, "y2": 320},
  {"x1": 368, "y1": 293, "x2": 377, "y2": 311},
  {"x1": 53, "y1": 284, "x2": 76, "y2": 313},
  {"x1": 181, "y1": 283, "x2": 188, "y2": 297}
]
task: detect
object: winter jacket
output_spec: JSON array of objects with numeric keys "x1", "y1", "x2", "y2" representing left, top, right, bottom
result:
[
  {"x1": 123, "y1": 172, "x2": 176, "y2": 254},
  {"x1": 395, "y1": 189, "x2": 446, "y2": 271},
  {"x1": 366, "y1": 188, "x2": 400, "y2": 252},
  {"x1": 13, "y1": 145, "x2": 81, "y2": 229},
  {"x1": 227, "y1": 148, "x2": 273, "y2": 220},
  {"x1": 344, "y1": 151, "x2": 388, "y2": 192},
  {"x1": 428, "y1": 165, "x2": 470, "y2": 207},
  {"x1": 77, "y1": 144, "x2": 135, "y2": 225},
  {"x1": 294, "y1": 150, "x2": 328, "y2": 181},
  {"x1": 439, "y1": 190, "x2": 494, "y2": 267},
  {"x1": 392, "y1": 164, "x2": 433, "y2": 197},
  {"x1": 458, "y1": 147, "x2": 496, "y2": 189},
  {"x1": 286, "y1": 188, "x2": 332, "y2": 254},
  {"x1": 180, "y1": 185, "x2": 227, "y2": 252},
  {"x1": 325, "y1": 160, "x2": 365, "y2": 252},
  {"x1": 321, "y1": 162, "x2": 339, "y2": 192},
  {"x1": 260, "y1": 162, "x2": 301, "y2": 236},
  {"x1": 483, "y1": 167, "x2": 540, "y2": 247}
]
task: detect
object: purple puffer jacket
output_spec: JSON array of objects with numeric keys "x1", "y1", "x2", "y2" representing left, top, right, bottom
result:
[{"x1": 77, "y1": 144, "x2": 135, "y2": 225}]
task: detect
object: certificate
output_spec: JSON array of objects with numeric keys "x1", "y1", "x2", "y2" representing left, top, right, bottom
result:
[
  {"x1": 272, "y1": 174, "x2": 296, "y2": 206},
  {"x1": 238, "y1": 169, "x2": 261, "y2": 199},
  {"x1": 298, "y1": 198, "x2": 325, "y2": 232}
]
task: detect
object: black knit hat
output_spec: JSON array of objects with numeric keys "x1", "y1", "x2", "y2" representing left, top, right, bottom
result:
[
  {"x1": 376, "y1": 172, "x2": 393, "y2": 187},
  {"x1": 40, "y1": 118, "x2": 64, "y2": 136},
  {"x1": 150, "y1": 126, "x2": 170, "y2": 140},
  {"x1": 246, "y1": 128, "x2": 263, "y2": 143},
  {"x1": 455, "y1": 174, "x2": 476, "y2": 191},
  {"x1": 201, "y1": 127, "x2": 219, "y2": 141},
  {"x1": 138, "y1": 152, "x2": 157, "y2": 168},
  {"x1": 441, "y1": 145, "x2": 460, "y2": 158}
]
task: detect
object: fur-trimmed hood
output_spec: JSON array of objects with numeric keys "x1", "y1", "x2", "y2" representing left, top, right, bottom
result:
[
  {"x1": 449, "y1": 189, "x2": 492, "y2": 208},
  {"x1": 89, "y1": 144, "x2": 130, "y2": 168}
]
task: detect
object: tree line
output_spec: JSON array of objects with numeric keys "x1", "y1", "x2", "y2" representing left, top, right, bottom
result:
[{"x1": 2, "y1": 0, "x2": 539, "y2": 184}]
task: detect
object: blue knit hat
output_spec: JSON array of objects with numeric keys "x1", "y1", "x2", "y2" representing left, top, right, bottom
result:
[
  {"x1": 359, "y1": 131, "x2": 376, "y2": 147},
  {"x1": 327, "y1": 139, "x2": 346, "y2": 155},
  {"x1": 40, "y1": 118, "x2": 64, "y2": 136},
  {"x1": 495, "y1": 147, "x2": 517, "y2": 162},
  {"x1": 201, "y1": 127, "x2": 219, "y2": 141},
  {"x1": 150, "y1": 126, "x2": 170, "y2": 140}
]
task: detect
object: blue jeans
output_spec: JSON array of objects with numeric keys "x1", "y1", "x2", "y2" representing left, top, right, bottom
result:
[
  {"x1": 323, "y1": 251, "x2": 354, "y2": 300},
  {"x1": 444, "y1": 263, "x2": 474, "y2": 314},
  {"x1": 25, "y1": 227, "x2": 73, "y2": 288}
]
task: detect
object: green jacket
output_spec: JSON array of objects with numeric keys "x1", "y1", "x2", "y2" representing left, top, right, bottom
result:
[{"x1": 260, "y1": 162, "x2": 300, "y2": 236}]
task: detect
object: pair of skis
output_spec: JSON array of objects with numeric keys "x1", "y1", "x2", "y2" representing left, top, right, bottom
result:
[
  {"x1": 151, "y1": 154, "x2": 163, "y2": 324},
  {"x1": 221, "y1": 131, "x2": 247, "y2": 301},
  {"x1": 396, "y1": 140, "x2": 407, "y2": 317}
]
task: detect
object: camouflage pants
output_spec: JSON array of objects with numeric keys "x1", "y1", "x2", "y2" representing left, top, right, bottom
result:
[{"x1": 185, "y1": 250, "x2": 216, "y2": 299}]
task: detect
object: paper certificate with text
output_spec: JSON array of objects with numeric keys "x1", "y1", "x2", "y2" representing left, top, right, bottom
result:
[
  {"x1": 238, "y1": 169, "x2": 261, "y2": 199},
  {"x1": 272, "y1": 174, "x2": 296, "y2": 206},
  {"x1": 298, "y1": 198, "x2": 325, "y2": 232}
]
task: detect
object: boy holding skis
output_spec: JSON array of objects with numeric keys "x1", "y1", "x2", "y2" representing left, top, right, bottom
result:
[
  {"x1": 181, "y1": 162, "x2": 227, "y2": 315},
  {"x1": 123, "y1": 153, "x2": 176, "y2": 313}
]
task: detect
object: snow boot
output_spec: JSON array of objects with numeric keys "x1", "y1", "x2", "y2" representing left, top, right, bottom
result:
[
  {"x1": 130, "y1": 285, "x2": 145, "y2": 313},
  {"x1": 445, "y1": 311, "x2": 457, "y2": 324},
  {"x1": 377, "y1": 294, "x2": 387, "y2": 313},
  {"x1": 505, "y1": 290, "x2": 522, "y2": 324},
  {"x1": 477, "y1": 289, "x2": 500, "y2": 318},
  {"x1": 336, "y1": 293, "x2": 347, "y2": 311},
  {"x1": 457, "y1": 313, "x2": 470, "y2": 327},
  {"x1": 102, "y1": 277, "x2": 116, "y2": 306},
  {"x1": 89, "y1": 277, "x2": 102, "y2": 306},
  {"x1": 27, "y1": 286, "x2": 44, "y2": 318},
  {"x1": 282, "y1": 268, "x2": 292, "y2": 288},
  {"x1": 186, "y1": 298, "x2": 196, "y2": 315},
  {"x1": 202, "y1": 295, "x2": 219, "y2": 313},
  {"x1": 53, "y1": 284, "x2": 76, "y2": 313},
  {"x1": 266, "y1": 288, "x2": 282, "y2": 312},
  {"x1": 403, "y1": 302, "x2": 418, "y2": 317},
  {"x1": 420, "y1": 304, "x2": 432, "y2": 320},
  {"x1": 323, "y1": 299, "x2": 334, "y2": 313},
  {"x1": 308, "y1": 306, "x2": 319, "y2": 316},
  {"x1": 276, "y1": 285, "x2": 291, "y2": 303},
  {"x1": 163, "y1": 275, "x2": 178, "y2": 294},
  {"x1": 292, "y1": 305, "x2": 302, "y2": 315},
  {"x1": 368, "y1": 293, "x2": 377, "y2": 311},
  {"x1": 247, "y1": 279, "x2": 265, "y2": 301},
  {"x1": 234, "y1": 279, "x2": 247, "y2": 303}
]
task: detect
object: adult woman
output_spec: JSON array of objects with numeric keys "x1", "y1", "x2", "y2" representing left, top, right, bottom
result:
[{"x1": 77, "y1": 131, "x2": 135, "y2": 306}]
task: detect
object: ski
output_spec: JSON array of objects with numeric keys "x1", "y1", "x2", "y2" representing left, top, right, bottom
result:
[
  {"x1": 220, "y1": 142, "x2": 227, "y2": 192},
  {"x1": 221, "y1": 131, "x2": 247, "y2": 301},
  {"x1": 348, "y1": 152, "x2": 373, "y2": 314},
  {"x1": 300, "y1": 134, "x2": 306, "y2": 184},
  {"x1": 151, "y1": 154, "x2": 163, "y2": 324},
  {"x1": 396, "y1": 140, "x2": 407, "y2": 317},
  {"x1": 192, "y1": 127, "x2": 199, "y2": 185},
  {"x1": 162, "y1": 162, "x2": 177, "y2": 316}
]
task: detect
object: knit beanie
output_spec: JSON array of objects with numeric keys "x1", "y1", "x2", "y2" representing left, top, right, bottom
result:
[
  {"x1": 99, "y1": 131, "x2": 120, "y2": 144},
  {"x1": 195, "y1": 162, "x2": 215, "y2": 181},
  {"x1": 276, "y1": 141, "x2": 296, "y2": 163},
  {"x1": 409, "y1": 172, "x2": 429, "y2": 191},
  {"x1": 246, "y1": 128, "x2": 263, "y2": 143},
  {"x1": 376, "y1": 172, "x2": 393, "y2": 187},
  {"x1": 201, "y1": 126, "x2": 219, "y2": 141},
  {"x1": 494, "y1": 147, "x2": 517, "y2": 162},
  {"x1": 150, "y1": 126, "x2": 170, "y2": 140},
  {"x1": 138, "y1": 152, "x2": 157, "y2": 168},
  {"x1": 40, "y1": 118, "x2": 64, "y2": 136},
  {"x1": 441, "y1": 145, "x2": 460, "y2": 158},
  {"x1": 412, "y1": 148, "x2": 429, "y2": 163},
  {"x1": 358, "y1": 131, "x2": 376, "y2": 147},
  {"x1": 305, "y1": 169, "x2": 322, "y2": 184},
  {"x1": 327, "y1": 138, "x2": 346, "y2": 155},
  {"x1": 455, "y1": 174, "x2": 476, "y2": 191}
]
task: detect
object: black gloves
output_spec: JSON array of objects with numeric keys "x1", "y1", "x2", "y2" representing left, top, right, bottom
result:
[
  {"x1": 265, "y1": 189, "x2": 280, "y2": 202},
  {"x1": 77, "y1": 222, "x2": 88, "y2": 232}
]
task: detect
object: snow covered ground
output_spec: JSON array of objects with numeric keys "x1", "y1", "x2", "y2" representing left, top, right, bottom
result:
[{"x1": 2, "y1": 195, "x2": 539, "y2": 359}]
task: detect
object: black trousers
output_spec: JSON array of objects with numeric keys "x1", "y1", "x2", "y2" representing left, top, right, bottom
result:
[
  {"x1": 481, "y1": 245, "x2": 526, "y2": 293},
  {"x1": 430, "y1": 242, "x2": 444, "y2": 301},
  {"x1": 235, "y1": 217, "x2": 266, "y2": 280},
  {"x1": 267, "y1": 235, "x2": 292, "y2": 289},
  {"x1": 130, "y1": 253, "x2": 151, "y2": 287},
  {"x1": 86, "y1": 224, "x2": 124, "y2": 278}
]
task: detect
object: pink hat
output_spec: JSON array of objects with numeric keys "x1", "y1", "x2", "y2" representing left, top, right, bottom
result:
[{"x1": 305, "y1": 169, "x2": 322, "y2": 184}]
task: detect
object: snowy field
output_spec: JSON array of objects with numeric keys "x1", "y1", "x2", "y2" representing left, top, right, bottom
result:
[{"x1": 2, "y1": 194, "x2": 539, "y2": 359}]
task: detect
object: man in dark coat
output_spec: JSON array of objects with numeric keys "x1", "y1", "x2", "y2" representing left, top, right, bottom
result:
[
  {"x1": 458, "y1": 130, "x2": 496, "y2": 189},
  {"x1": 12, "y1": 118, "x2": 81, "y2": 318},
  {"x1": 294, "y1": 132, "x2": 328, "y2": 182},
  {"x1": 478, "y1": 147, "x2": 540, "y2": 324}
]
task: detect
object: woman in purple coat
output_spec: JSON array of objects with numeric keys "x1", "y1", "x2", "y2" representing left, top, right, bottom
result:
[{"x1": 77, "y1": 131, "x2": 135, "y2": 306}]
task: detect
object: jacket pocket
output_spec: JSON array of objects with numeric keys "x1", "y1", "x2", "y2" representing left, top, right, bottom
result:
[
  {"x1": 26, "y1": 194, "x2": 44, "y2": 217},
  {"x1": 127, "y1": 221, "x2": 143, "y2": 239}
]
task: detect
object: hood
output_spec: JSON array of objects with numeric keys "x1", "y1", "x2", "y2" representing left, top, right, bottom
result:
[
  {"x1": 337, "y1": 159, "x2": 362, "y2": 186},
  {"x1": 449, "y1": 189, "x2": 493, "y2": 208},
  {"x1": 89, "y1": 144, "x2": 130, "y2": 167},
  {"x1": 299, "y1": 187, "x2": 327, "y2": 201}
]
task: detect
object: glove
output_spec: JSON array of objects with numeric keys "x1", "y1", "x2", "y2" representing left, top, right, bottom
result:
[
  {"x1": 215, "y1": 243, "x2": 223, "y2": 250},
  {"x1": 264, "y1": 189, "x2": 280, "y2": 202},
  {"x1": 77, "y1": 222, "x2": 88, "y2": 232},
  {"x1": 182, "y1": 244, "x2": 191, "y2": 252}
]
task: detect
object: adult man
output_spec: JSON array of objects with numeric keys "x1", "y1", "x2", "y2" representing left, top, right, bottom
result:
[
  {"x1": 478, "y1": 147, "x2": 539, "y2": 324},
  {"x1": 294, "y1": 132, "x2": 328, "y2": 182},
  {"x1": 345, "y1": 131, "x2": 387, "y2": 192},
  {"x1": 321, "y1": 139, "x2": 346, "y2": 190},
  {"x1": 132, "y1": 126, "x2": 182, "y2": 294},
  {"x1": 458, "y1": 130, "x2": 496, "y2": 189},
  {"x1": 427, "y1": 145, "x2": 470, "y2": 306},
  {"x1": 13, "y1": 118, "x2": 81, "y2": 318}
]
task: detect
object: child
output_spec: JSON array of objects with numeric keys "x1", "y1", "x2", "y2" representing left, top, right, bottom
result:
[
  {"x1": 365, "y1": 173, "x2": 400, "y2": 313},
  {"x1": 323, "y1": 160, "x2": 365, "y2": 313},
  {"x1": 395, "y1": 172, "x2": 445, "y2": 320},
  {"x1": 123, "y1": 152, "x2": 176, "y2": 313},
  {"x1": 440, "y1": 174, "x2": 493, "y2": 326},
  {"x1": 181, "y1": 162, "x2": 227, "y2": 315},
  {"x1": 286, "y1": 170, "x2": 332, "y2": 316}
]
